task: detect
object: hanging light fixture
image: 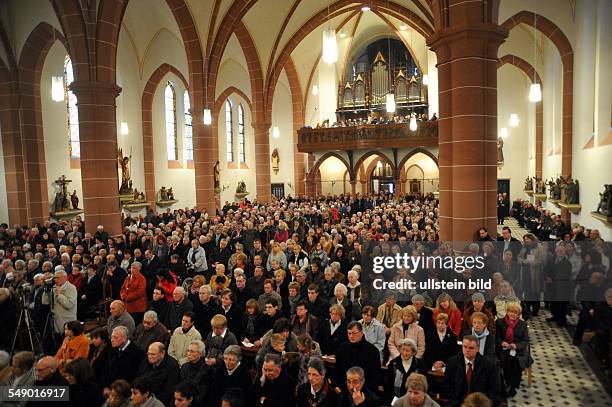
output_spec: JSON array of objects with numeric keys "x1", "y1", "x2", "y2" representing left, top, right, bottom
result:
[
  {"x1": 203, "y1": 108, "x2": 212, "y2": 125},
  {"x1": 509, "y1": 113, "x2": 519, "y2": 127},
  {"x1": 322, "y1": 28, "x2": 338, "y2": 64},
  {"x1": 385, "y1": 9, "x2": 394, "y2": 113},
  {"x1": 409, "y1": 114, "x2": 418, "y2": 131},
  {"x1": 312, "y1": 85, "x2": 319, "y2": 95},
  {"x1": 529, "y1": 83, "x2": 542, "y2": 102},
  {"x1": 52, "y1": 76, "x2": 64, "y2": 102},
  {"x1": 500, "y1": 127, "x2": 508, "y2": 138},
  {"x1": 322, "y1": 3, "x2": 337, "y2": 64},
  {"x1": 386, "y1": 93, "x2": 396, "y2": 113},
  {"x1": 529, "y1": 7, "x2": 541, "y2": 103},
  {"x1": 272, "y1": 126, "x2": 280, "y2": 139},
  {"x1": 120, "y1": 122, "x2": 129, "y2": 135}
]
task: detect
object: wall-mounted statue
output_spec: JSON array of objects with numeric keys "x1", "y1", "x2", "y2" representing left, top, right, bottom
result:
[
  {"x1": 596, "y1": 184, "x2": 612, "y2": 216},
  {"x1": 70, "y1": 190, "x2": 79, "y2": 210},
  {"x1": 213, "y1": 161, "x2": 220, "y2": 191},
  {"x1": 159, "y1": 186, "x2": 168, "y2": 201},
  {"x1": 167, "y1": 187, "x2": 174, "y2": 200},
  {"x1": 564, "y1": 178, "x2": 579, "y2": 204},
  {"x1": 524, "y1": 176, "x2": 533, "y2": 191},
  {"x1": 118, "y1": 147, "x2": 133, "y2": 194},
  {"x1": 271, "y1": 149, "x2": 280, "y2": 174},
  {"x1": 535, "y1": 177, "x2": 546, "y2": 194},
  {"x1": 236, "y1": 181, "x2": 247, "y2": 194},
  {"x1": 497, "y1": 137, "x2": 504, "y2": 164},
  {"x1": 52, "y1": 175, "x2": 72, "y2": 213}
]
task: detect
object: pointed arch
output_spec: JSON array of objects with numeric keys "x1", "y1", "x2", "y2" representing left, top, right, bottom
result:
[
  {"x1": 397, "y1": 148, "x2": 439, "y2": 172},
  {"x1": 354, "y1": 151, "x2": 395, "y2": 181},
  {"x1": 18, "y1": 22, "x2": 67, "y2": 224},
  {"x1": 501, "y1": 11, "x2": 573, "y2": 177},
  {"x1": 310, "y1": 153, "x2": 352, "y2": 183},
  {"x1": 141, "y1": 63, "x2": 189, "y2": 200}
]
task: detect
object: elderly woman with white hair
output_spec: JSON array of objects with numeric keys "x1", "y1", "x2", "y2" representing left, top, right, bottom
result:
[
  {"x1": 330, "y1": 282, "x2": 353, "y2": 320},
  {"x1": 385, "y1": 338, "x2": 427, "y2": 403}
]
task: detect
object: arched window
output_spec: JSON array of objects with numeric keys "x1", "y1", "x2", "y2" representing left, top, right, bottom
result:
[
  {"x1": 238, "y1": 103, "x2": 245, "y2": 163},
  {"x1": 225, "y1": 100, "x2": 233, "y2": 162},
  {"x1": 165, "y1": 82, "x2": 178, "y2": 161},
  {"x1": 183, "y1": 90, "x2": 193, "y2": 161},
  {"x1": 64, "y1": 55, "x2": 79, "y2": 158}
]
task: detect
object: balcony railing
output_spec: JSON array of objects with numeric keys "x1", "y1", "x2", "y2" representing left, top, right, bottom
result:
[{"x1": 297, "y1": 121, "x2": 438, "y2": 152}]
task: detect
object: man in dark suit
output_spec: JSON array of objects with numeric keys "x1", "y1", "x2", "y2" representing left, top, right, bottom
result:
[
  {"x1": 136, "y1": 342, "x2": 180, "y2": 405},
  {"x1": 544, "y1": 244, "x2": 572, "y2": 326},
  {"x1": 102, "y1": 325, "x2": 145, "y2": 391},
  {"x1": 497, "y1": 227, "x2": 521, "y2": 259},
  {"x1": 444, "y1": 335, "x2": 500, "y2": 406},
  {"x1": 334, "y1": 321, "x2": 381, "y2": 392},
  {"x1": 411, "y1": 294, "x2": 434, "y2": 335},
  {"x1": 249, "y1": 353, "x2": 296, "y2": 406}
]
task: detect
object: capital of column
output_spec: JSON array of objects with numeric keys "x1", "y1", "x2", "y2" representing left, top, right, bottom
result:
[
  {"x1": 252, "y1": 121, "x2": 272, "y2": 132},
  {"x1": 69, "y1": 81, "x2": 122, "y2": 99},
  {"x1": 427, "y1": 23, "x2": 507, "y2": 61}
]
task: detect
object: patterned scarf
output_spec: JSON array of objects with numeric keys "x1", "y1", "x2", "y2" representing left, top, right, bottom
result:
[{"x1": 504, "y1": 315, "x2": 519, "y2": 343}]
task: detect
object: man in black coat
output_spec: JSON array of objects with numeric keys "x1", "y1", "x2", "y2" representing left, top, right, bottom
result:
[
  {"x1": 166, "y1": 286, "x2": 194, "y2": 330},
  {"x1": 334, "y1": 321, "x2": 381, "y2": 392},
  {"x1": 411, "y1": 294, "x2": 434, "y2": 335},
  {"x1": 444, "y1": 335, "x2": 500, "y2": 406},
  {"x1": 497, "y1": 227, "x2": 521, "y2": 259},
  {"x1": 26, "y1": 356, "x2": 70, "y2": 407},
  {"x1": 193, "y1": 285, "x2": 221, "y2": 338},
  {"x1": 307, "y1": 284, "x2": 329, "y2": 320},
  {"x1": 544, "y1": 244, "x2": 572, "y2": 326},
  {"x1": 102, "y1": 325, "x2": 145, "y2": 390},
  {"x1": 337, "y1": 366, "x2": 380, "y2": 407},
  {"x1": 136, "y1": 342, "x2": 180, "y2": 406},
  {"x1": 249, "y1": 353, "x2": 296, "y2": 406}
]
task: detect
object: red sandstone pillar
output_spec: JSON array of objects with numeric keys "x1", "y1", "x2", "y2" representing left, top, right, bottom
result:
[
  {"x1": 253, "y1": 122, "x2": 271, "y2": 202},
  {"x1": 193, "y1": 113, "x2": 216, "y2": 216},
  {"x1": 70, "y1": 81, "x2": 123, "y2": 235},
  {"x1": 428, "y1": 22, "x2": 507, "y2": 241},
  {"x1": 0, "y1": 86, "x2": 28, "y2": 225}
]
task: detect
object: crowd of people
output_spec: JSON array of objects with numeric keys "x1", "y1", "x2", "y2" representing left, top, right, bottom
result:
[{"x1": 0, "y1": 191, "x2": 609, "y2": 407}]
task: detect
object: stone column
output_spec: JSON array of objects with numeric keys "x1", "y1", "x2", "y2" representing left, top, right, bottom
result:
[
  {"x1": 193, "y1": 114, "x2": 216, "y2": 216},
  {"x1": 70, "y1": 81, "x2": 123, "y2": 235},
  {"x1": 350, "y1": 180, "x2": 357, "y2": 196},
  {"x1": 0, "y1": 87, "x2": 28, "y2": 225},
  {"x1": 428, "y1": 22, "x2": 507, "y2": 241},
  {"x1": 253, "y1": 122, "x2": 271, "y2": 202}
]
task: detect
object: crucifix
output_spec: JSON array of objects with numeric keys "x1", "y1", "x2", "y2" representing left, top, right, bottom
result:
[
  {"x1": 53, "y1": 175, "x2": 72, "y2": 212},
  {"x1": 55, "y1": 175, "x2": 72, "y2": 196}
]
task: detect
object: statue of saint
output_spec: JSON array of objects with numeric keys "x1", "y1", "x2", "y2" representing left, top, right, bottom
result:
[
  {"x1": 70, "y1": 190, "x2": 79, "y2": 209},
  {"x1": 213, "y1": 161, "x2": 220, "y2": 190},
  {"x1": 566, "y1": 178, "x2": 579, "y2": 204},
  {"x1": 236, "y1": 181, "x2": 247, "y2": 194},
  {"x1": 547, "y1": 179, "x2": 555, "y2": 198},
  {"x1": 596, "y1": 185, "x2": 612, "y2": 216},
  {"x1": 118, "y1": 148, "x2": 132, "y2": 194},
  {"x1": 271, "y1": 149, "x2": 280, "y2": 174},
  {"x1": 53, "y1": 175, "x2": 72, "y2": 212},
  {"x1": 160, "y1": 186, "x2": 168, "y2": 201},
  {"x1": 497, "y1": 137, "x2": 504, "y2": 164},
  {"x1": 167, "y1": 188, "x2": 174, "y2": 200},
  {"x1": 524, "y1": 176, "x2": 533, "y2": 191}
]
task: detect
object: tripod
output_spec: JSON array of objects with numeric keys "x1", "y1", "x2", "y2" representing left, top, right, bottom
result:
[
  {"x1": 41, "y1": 288, "x2": 58, "y2": 355},
  {"x1": 10, "y1": 296, "x2": 43, "y2": 356}
]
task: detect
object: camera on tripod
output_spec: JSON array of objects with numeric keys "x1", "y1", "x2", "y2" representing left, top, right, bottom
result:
[{"x1": 42, "y1": 277, "x2": 55, "y2": 292}]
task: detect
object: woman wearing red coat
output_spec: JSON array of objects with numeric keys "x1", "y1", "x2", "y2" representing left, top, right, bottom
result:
[
  {"x1": 120, "y1": 261, "x2": 147, "y2": 324},
  {"x1": 433, "y1": 293, "x2": 462, "y2": 337},
  {"x1": 156, "y1": 269, "x2": 177, "y2": 302}
]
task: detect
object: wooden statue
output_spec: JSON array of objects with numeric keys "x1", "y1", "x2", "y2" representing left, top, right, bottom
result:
[
  {"x1": 271, "y1": 149, "x2": 280, "y2": 174},
  {"x1": 159, "y1": 186, "x2": 168, "y2": 201},
  {"x1": 70, "y1": 190, "x2": 79, "y2": 209},
  {"x1": 53, "y1": 175, "x2": 72, "y2": 212},
  {"x1": 596, "y1": 185, "x2": 612, "y2": 216},
  {"x1": 117, "y1": 147, "x2": 133, "y2": 194},
  {"x1": 497, "y1": 137, "x2": 504, "y2": 164},
  {"x1": 167, "y1": 188, "x2": 174, "y2": 200}
]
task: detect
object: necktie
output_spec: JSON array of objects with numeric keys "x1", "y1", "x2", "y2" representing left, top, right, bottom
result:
[{"x1": 466, "y1": 362, "x2": 473, "y2": 393}]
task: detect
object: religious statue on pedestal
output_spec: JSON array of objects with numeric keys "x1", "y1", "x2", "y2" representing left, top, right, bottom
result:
[
  {"x1": 70, "y1": 190, "x2": 80, "y2": 209},
  {"x1": 524, "y1": 176, "x2": 533, "y2": 191},
  {"x1": 213, "y1": 161, "x2": 220, "y2": 191},
  {"x1": 52, "y1": 175, "x2": 72, "y2": 213},
  {"x1": 497, "y1": 137, "x2": 504, "y2": 164},
  {"x1": 271, "y1": 149, "x2": 280, "y2": 174},
  {"x1": 596, "y1": 185, "x2": 612, "y2": 216},
  {"x1": 117, "y1": 147, "x2": 133, "y2": 194},
  {"x1": 167, "y1": 187, "x2": 174, "y2": 200},
  {"x1": 564, "y1": 178, "x2": 580, "y2": 204},
  {"x1": 236, "y1": 181, "x2": 247, "y2": 194},
  {"x1": 535, "y1": 178, "x2": 546, "y2": 194},
  {"x1": 159, "y1": 186, "x2": 168, "y2": 201}
]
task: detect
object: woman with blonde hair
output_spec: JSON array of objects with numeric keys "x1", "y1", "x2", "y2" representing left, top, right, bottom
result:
[
  {"x1": 391, "y1": 372, "x2": 440, "y2": 407},
  {"x1": 388, "y1": 306, "x2": 426, "y2": 361},
  {"x1": 495, "y1": 302, "x2": 531, "y2": 396},
  {"x1": 274, "y1": 222, "x2": 289, "y2": 243},
  {"x1": 433, "y1": 293, "x2": 462, "y2": 336}
]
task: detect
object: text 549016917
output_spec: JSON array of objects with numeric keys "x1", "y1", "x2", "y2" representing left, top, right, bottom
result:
[{"x1": 0, "y1": 386, "x2": 69, "y2": 401}]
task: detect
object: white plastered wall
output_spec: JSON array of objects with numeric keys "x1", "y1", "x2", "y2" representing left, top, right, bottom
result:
[{"x1": 269, "y1": 70, "x2": 296, "y2": 196}]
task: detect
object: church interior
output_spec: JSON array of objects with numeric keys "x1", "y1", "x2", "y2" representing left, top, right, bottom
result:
[{"x1": 0, "y1": 0, "x2": 610, "y2": 406}]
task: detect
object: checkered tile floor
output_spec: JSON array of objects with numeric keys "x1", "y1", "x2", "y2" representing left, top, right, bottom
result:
[{"x1": 498, "y1": 219, "x2": 612, "y2": 407}]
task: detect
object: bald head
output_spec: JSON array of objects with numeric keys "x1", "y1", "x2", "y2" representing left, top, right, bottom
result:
[
  {"x1": 110, "y1": 300, "x2": 126, "y2": 317},
  {"x1": 35, "y1": 356, "x2": 57, "y2": 381}
]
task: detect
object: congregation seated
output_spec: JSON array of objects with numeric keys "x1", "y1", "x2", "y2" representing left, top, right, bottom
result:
[{"x1": 2, "y1": 192, "x2": 609, "y2": 407}]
